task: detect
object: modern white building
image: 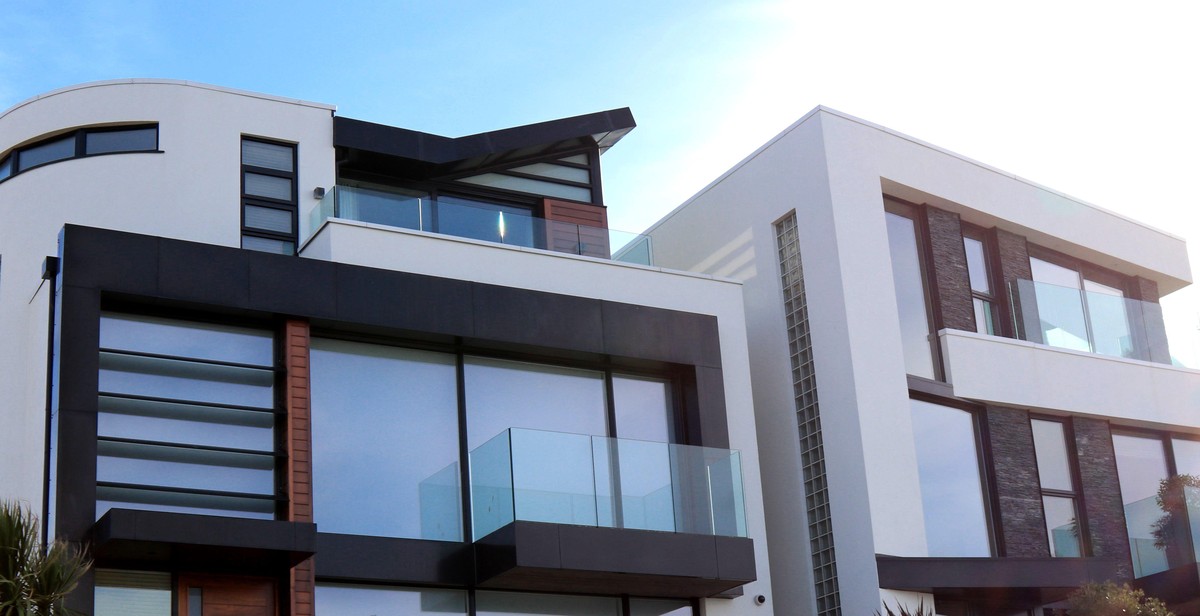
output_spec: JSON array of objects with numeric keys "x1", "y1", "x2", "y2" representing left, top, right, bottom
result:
[
  {"x1": 0, "y1": 80, "x2": 773, "y2": 616},
  {"x1": 643, "y1": 106, "x2": 1200, "y2": 615}
]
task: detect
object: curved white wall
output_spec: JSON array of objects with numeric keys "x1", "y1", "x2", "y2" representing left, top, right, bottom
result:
[{"x1": 0, "y1": 80, "x2": 336, "y2": 509}]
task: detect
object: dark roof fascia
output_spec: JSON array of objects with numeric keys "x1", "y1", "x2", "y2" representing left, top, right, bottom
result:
[{"x1": 333, "y1": 108, "x2": 636, "y2": 166}]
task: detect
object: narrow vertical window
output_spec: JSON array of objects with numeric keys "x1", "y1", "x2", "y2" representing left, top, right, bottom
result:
[
  {"x1": 241, "y1": 137, "x2": 297, "y2": 254},
  {"x1": 884, "y1": 201, "x2": 938, "y2": 379},
  {"x1": 1030, "y1": 418, "x2": 1084, "y2": 556},
  {"x1": 962, "y1": 228, "x2": 997, "y2": 335}
]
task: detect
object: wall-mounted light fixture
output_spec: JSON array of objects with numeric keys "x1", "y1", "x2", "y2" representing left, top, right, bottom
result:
[{"x1": 313, "y1": 187, "x2": 326, "y2": 199}]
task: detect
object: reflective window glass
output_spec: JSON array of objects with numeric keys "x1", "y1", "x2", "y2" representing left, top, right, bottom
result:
[
  {"x1": 963, "y1": 236, "x2": 991, "y2": 294},
  {"x1": 465, "y1": 356, "x2": 607, "y2": 450},
  {"x1": 95, "y1": 570, "x2": 171, "y2": 616},
  {"x1": 1043, "y1": 495, "x2": 1082, "y2": 557},
  {"x1": 476, "y1": 591, "x2": 621, "y2": 616},
  {"x1": 1174, "y1": 438, "x2": 1200, "y2": 475},
  {"x1": 1031, "y1": 419, "x2": 1073, "y2": 491},
  {"x1": 456, "y1": 173, "x2": 592, "y2": 202},
  {"x1": 86, "y1": 127, "x2": 157, "y2": 154},
  {"x1": 244, "y1": 172, "x2": 292, "y2": 201},
  {"x1": 630, "y1": 598, "x2": 693, "y2": 616},
  {"x1": 437, "y1": 196, "x2": 537, "y2": 248},
  {"x1": 315, "y1": 584, "x2": 467, "y2": 616},
  {"x1": 18, "y1": 135, "x2": 75, "y2": 170},
  {"x1": 1113, "y1": 433, "x2": 1173, "y2": 577},
  {"x1": 100, "y1": 313, "x2": 273, "y2": 365},
  {"x1": 241, "y1": 235, "x2": 294, "y2": 254},
  {"x1": 244, "y1": 204, "x2": 293, "y2": 233},
  {"x1": 0, "y1": 155, "x2": 12, "y2": 180},
  {"x1": 312, "y1": 340, "x2": 462, "y2": 540},
  {"x1": 613, "y1": 374, "x2": 673, "y2": 442},
  {"x1": 242, "y1": 139, "x2": 294, "y2": 172},
  {"x1": 972, "y1": 297, "x2": 995, "y2": 335},
  {"x1": 910, "y1": 399, "x2": 991, "y2": 556},
  {"x1": 885, "y1": 211, "x2": 936, "y2": 379}
]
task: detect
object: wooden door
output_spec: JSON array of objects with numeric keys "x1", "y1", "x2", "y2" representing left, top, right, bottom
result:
[{"x1": 178, "y1": 575, "x2": 277, "y2": 616}]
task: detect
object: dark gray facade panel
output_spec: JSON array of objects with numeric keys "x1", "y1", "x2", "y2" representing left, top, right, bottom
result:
[
  {"x1": 52, "y1": 224, "x2": 735, "y2": 595},
  {"x1": 474, "y1": 522, "x2": 754, "y2": 598},
  {"x1": 333, "y1": 264, "x2": 474, "y2": 336},
  {"x1": 923, "y1": 206, "x2": 975, "y2": 332},
  {"x1": 1071, "y1": 417, "x2": 1134, "y2": 580},
  {"x1": 599, "y1": 301, "x2": 722, "y2": 368},
  {"x1": 471, "y1": 284, "x2": 605, "y2": 354},
  {"x1": 985, "y1": 406, "x2": 1050, "y2": 557},
  {"x1": 315, "y1": 533, "x2": 472, "y2": 585},
  {"x1": 692, "y1": 366, "x2": 730, "y2": 450}
]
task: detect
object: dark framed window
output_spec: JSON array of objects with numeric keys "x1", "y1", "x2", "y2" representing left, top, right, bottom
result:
[
  {"x1": 1112, "y1": 430, "x2": 1200, "y2": 578},
  {"x1": 309, "y1": 334, "x2": 684, "y2": 542},
  {"x1": 883, "y1": 198, "x2": 941, "y2": 380},
  {"x1": 240, "y1": 137, "x2": 297, "y2": 254},
  {"x1": 1030, "y1": 417, "x2": 1086, "y2": 557},
  {"x1": 909, "y1": 397, "x2": 994, "y2": 557},
  {"x1": 0, "y1": 124, "x2": 159, "y2": 183},
  {"x1": 962, "y1": 225, "x2": 999, "y2": 335},
  {"x1": 1027, "y1": 247, "x2": 1139, "y2": 358}
]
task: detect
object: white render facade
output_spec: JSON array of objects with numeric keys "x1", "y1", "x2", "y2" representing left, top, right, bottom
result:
[
  {"x1": 644, "y1": 107, "x2": 1200, "y2": 615},
  {"x1": 0, "y1": 80, "x2": 772, "y2": 616}
]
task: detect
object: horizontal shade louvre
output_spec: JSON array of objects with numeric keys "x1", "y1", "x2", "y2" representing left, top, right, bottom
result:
[
  {"x1": 456, "y1": 173, "x2": 591, "y2": 202},
  {"x1": 244, "y1": 172, "x2": 292, "y2": 200},
  {"x1": 242, "y1": 235, "x2": 294, "y2": 254},
  {"x1": 244, "y1": 204, "x2": 294, "y2": 233},
  {"x1": 242, "y1": 139, "x2": 294, "y2": 171},
  {"x1": 86, "y1": 128, "x2": 157, "y2": 155},
  {"x1": 510, "y1": 162, "x2": 591, "y2": 184}
]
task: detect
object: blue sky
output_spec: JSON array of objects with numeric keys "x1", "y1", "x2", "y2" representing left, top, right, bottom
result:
[{"x1": 3, "y1": 0, "x2": 1198, "y2": 362}]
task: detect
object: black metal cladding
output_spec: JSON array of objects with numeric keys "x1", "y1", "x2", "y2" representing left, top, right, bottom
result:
[{"x1": 52, "y1": 224, "x2": 736, "y2": 594}]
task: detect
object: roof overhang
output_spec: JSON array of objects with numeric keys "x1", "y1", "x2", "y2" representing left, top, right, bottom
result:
[{"x1": 333, "y1": 108, "x2": 635, "y2": 179}]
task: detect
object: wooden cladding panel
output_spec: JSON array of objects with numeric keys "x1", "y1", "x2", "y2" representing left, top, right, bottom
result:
[
  {"x1": 178, "y1": 575, "x2": 277, "y2": 616},
  {"x1": 284, "y1": 319, "x2": 315, "y2": 616},
  {"x1": 543, "y1": 199, "x2": 610, "y2": 259}
]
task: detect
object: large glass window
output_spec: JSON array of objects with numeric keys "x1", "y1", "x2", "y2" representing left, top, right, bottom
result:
[
  {"x1": 436, "y1": 196, "x2": 537, "y2": 248},
  {"x1": 311, "y1": 340, "x2": 462, "y2": 540},
  {"x1": 1030, "y1": 418, "x2": 1083, "y2": 556},
  {"x1": 476, "y1": 591, "x2": 620, "y2": 616},
  {"x1": 885, "y1": 206, "x2": 938, "y2": 379},
  {"x1": 1029, "y1": 255, "x2": 1134, "y2": 358},
  {"x1": 315, "y1": 584, "x2": 468, "y2": 616},
  {"x1": 465, "y1": 357, "x2": 608, "y2": 450},
  {"x1": 1113, "y1": 433, "x2": 1180, "y2": 577},
  {"x1": 910, "y1": 399, "x2": 991, "y2": 556}
]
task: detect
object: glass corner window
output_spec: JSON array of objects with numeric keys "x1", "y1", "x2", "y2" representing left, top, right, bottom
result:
[{"x1": 910, "y1": 399, "x2": 992, "y2": 557}]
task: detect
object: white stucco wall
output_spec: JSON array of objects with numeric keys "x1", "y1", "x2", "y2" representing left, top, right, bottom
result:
[
  {"x1": 642, "y1": 105, "x2": 1196, "y2": 615},
  {"x1": 302, "y1": 220, "x2": 775, "y2": 615},
  {"x1": 0, "y1": 80, "x2": 335, "y2": 511},
  {"x1": 942, "y1": 329, "x2": 1200, "y2": 430}
]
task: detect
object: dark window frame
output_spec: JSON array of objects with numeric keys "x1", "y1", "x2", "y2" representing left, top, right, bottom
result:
[
  {"x1": 240, "y1": 136, "x2": 299, "y2": 254},
  {"x1": 962, "y1": 224, "x2": 1000, "y2": 336},
  {"x1": 883, "y1": 197, "x2": 944, "y2": 381},
  {"x1": 0, "y1": 124, "x2": 160, "y2": 184},
  {"x1": 908, "y1": 391, "x2": 999, "y2": 557},
  {"x1": 1029, "y1": 415, "x2": 1091, "y2": 557}
]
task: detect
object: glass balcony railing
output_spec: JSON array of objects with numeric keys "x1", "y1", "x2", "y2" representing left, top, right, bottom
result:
[
  {"x1": 1010, "y1": 279, "x2": 1173, "y2": 364},
  {"x1": 468, "y1": 428, "x2": 746, "y2": 541},
  {"x1": 307, "y1": 185, "x2": 653, "y2": 265},
  {"x1": 1123, "y1": 482, "x2": 1200, "y2": 578}
]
